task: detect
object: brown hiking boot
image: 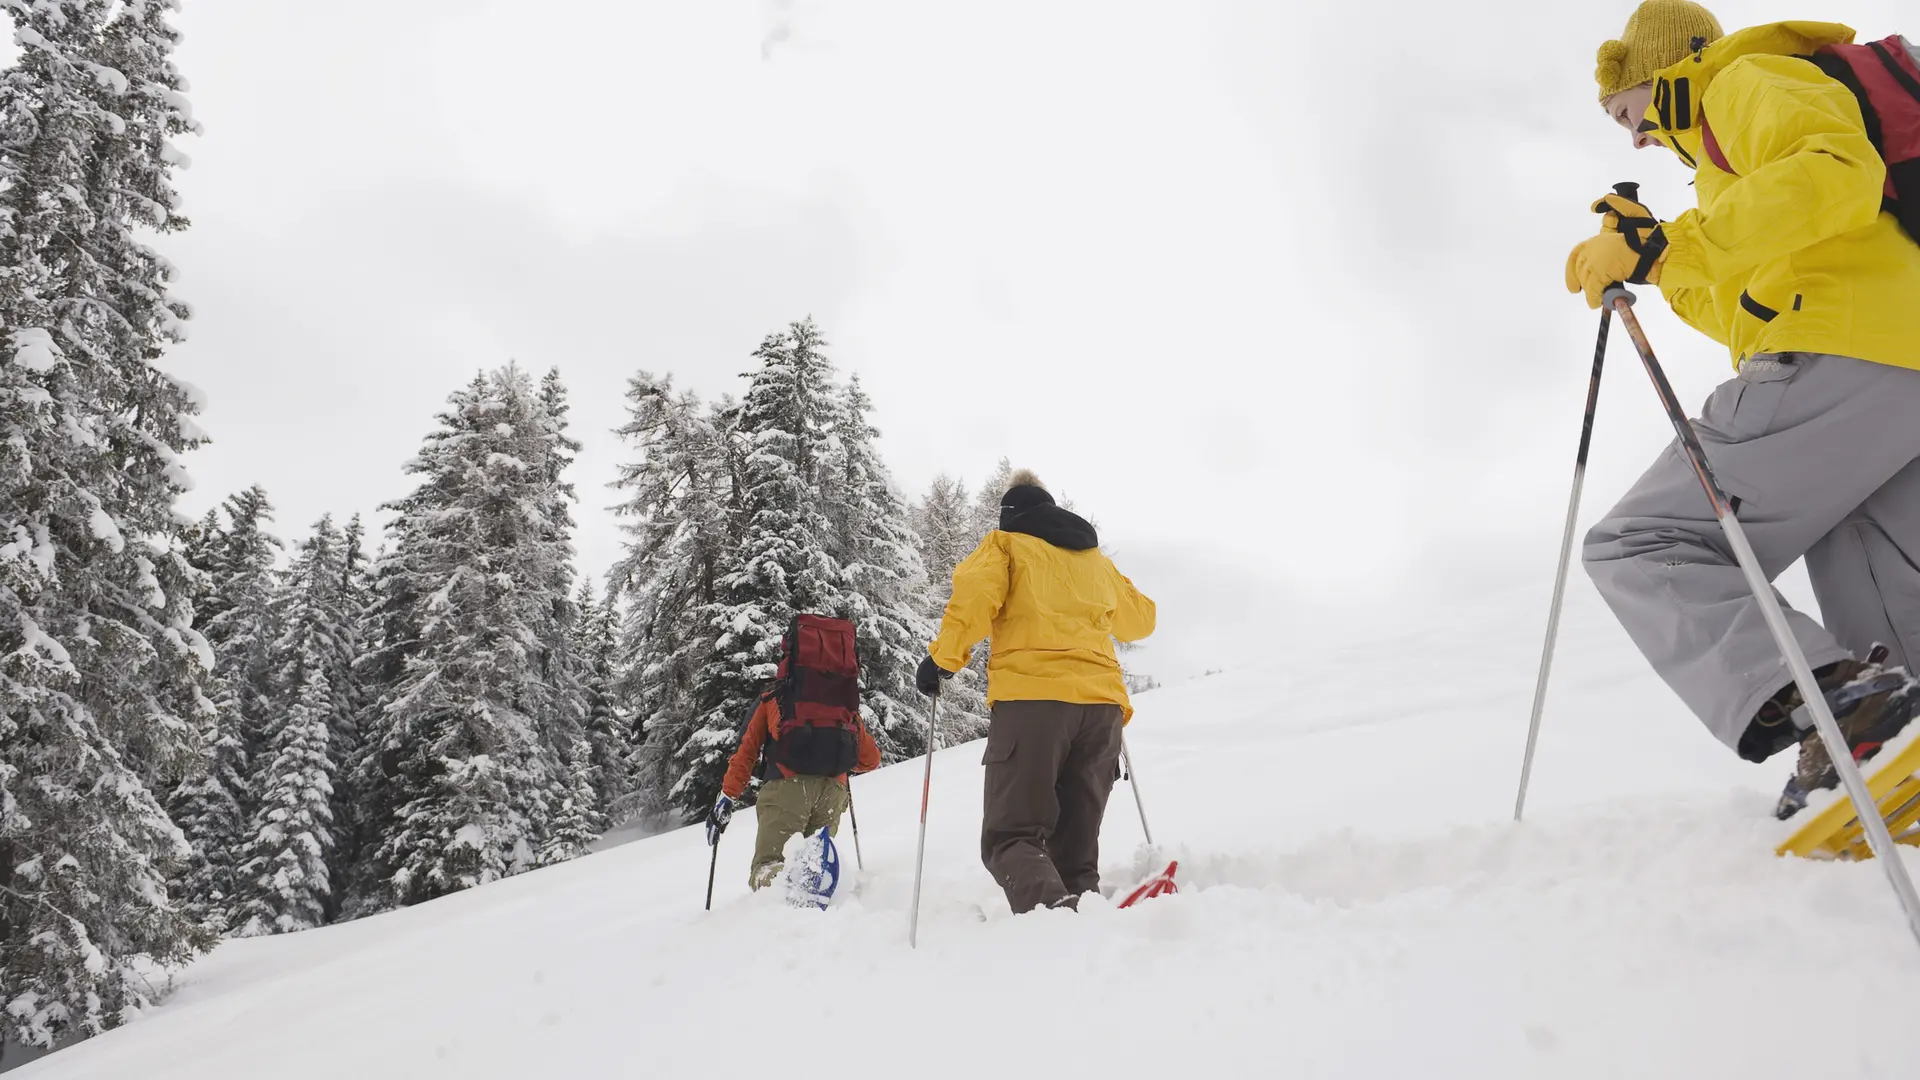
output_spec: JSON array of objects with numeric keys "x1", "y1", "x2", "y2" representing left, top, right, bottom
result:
[{"x1": 1773, "y1": 646, "x2": 1920, "y2": 820}]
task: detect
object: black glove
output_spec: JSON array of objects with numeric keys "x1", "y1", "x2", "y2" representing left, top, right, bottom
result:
[{"x1": 915, "y1": 656, "x2": 953, "y2": 697}]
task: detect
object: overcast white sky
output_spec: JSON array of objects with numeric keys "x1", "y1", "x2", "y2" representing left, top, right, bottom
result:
[{"x1": 82, "y1": 0, "x2": 1904, "y2": 680}]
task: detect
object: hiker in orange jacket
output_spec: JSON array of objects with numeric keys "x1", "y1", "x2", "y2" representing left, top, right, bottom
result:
[
  {"x1": 918, "y1": 469, "x2": 1156, "y2": 913},
  {"x1": 714, "y1": 693, "x2": 880, "y2": 889}
]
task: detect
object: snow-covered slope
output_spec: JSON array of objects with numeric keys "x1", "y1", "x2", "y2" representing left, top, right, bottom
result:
[{"x1": 21, "y1": 586, "x2": 1920, "y2": 1079}]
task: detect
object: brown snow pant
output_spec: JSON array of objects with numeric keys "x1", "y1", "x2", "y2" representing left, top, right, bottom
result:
[
  {"x1": 749, "y1": 775, "x2": 848, "y2": 890},
  {"x1": 980, "y1": 700, "x2": 1124, "y2": 914}
]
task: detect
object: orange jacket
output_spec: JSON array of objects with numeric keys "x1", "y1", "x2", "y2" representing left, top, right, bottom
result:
[{"x1": 720, "y1": 696, "x2": 881, "y2": 800}]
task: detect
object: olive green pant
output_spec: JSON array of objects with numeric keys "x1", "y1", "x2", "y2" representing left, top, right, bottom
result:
[{"x1": 749, "y1": 775, "x2": 849, "y2": 890}]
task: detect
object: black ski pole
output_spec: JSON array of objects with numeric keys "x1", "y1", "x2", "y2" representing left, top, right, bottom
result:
[
  {"x1": 704, "y1": 834, "x2": 720, "y2": 911},
  {"x1": 1604, "y1": 282, "x2": 1920, "y2": 949},
  {"x1": 1516, "y1": 181, "x2": 1638, "y2": 823}
]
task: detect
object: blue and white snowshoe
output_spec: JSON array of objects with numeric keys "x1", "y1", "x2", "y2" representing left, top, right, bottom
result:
[{"x1": 785, "y1": 827, "x2": 840, "y2": 910}]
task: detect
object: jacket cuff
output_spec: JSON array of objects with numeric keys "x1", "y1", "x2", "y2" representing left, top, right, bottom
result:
[{"x1": 1652, "y1": 212, "x2": 1713, "y2": 288}]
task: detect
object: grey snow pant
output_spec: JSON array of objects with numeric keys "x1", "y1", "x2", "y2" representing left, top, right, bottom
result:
[
  {"x1": 980, "y1": 700, "x2": 1123, "y2": 914},
  {"x1": 1584, "y1": 352, "x2": 1920, "y2": 756}
]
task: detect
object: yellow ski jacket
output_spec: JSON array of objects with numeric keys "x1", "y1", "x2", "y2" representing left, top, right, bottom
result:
[
  {"x1": 929, "y1": 530, "x2": 1156, "y2": 722},
  {"x1": 1642, "y1": 22, "x2": 1920, "y2": 370}
]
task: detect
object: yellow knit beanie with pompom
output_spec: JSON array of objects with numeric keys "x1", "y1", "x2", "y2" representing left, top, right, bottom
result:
[{"x1": 1595, "y1": 0, "x2": 1724, "y2": 100}]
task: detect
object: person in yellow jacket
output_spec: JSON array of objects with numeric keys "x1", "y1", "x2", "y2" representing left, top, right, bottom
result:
[
  {"x1": 1567, "y1": 1, "x2": 1920, "y2": 819},
  {"x1": 917, "y1": 469, "x2": 1155, "y2": 913}
]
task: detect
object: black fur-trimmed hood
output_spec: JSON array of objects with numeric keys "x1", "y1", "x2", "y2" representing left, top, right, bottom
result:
[{"x1": 1000, "y1": 503, "x2": 1099, "y2": 551}]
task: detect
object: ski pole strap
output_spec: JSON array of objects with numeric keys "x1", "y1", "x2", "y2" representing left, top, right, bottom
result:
[{"x1": 1628, "y1": 228, "x2": 1669, "y2": 284}]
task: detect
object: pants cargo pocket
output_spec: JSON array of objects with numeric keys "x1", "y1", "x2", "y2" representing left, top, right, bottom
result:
[
  {"x1": 1706, "y1": 354, "x2": 1800, "y2": 442},
  {"x1": 981, "y1": 722, "x2": 1016, "y2": 765}
]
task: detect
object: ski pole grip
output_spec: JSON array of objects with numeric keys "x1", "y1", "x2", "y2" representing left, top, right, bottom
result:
[
  {"x1": 1612, "y1": 181, "x2": 1641, "y2": 203},
  {"x1": 1603, "y1": 284, "x2": 1637, "y2": 308}
]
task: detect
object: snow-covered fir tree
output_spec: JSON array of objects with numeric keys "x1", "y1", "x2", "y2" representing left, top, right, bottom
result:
[
  {"x1": 909, "y1": 472, "x2": 991, "y2": 741},
  {"x1": 674, "y1": 319, "x2": 848, "y2": 818},
  {"x1": 822, "y1": 375, "x2": 961, "y2": 757},
  {"x1": 608, "y1": 371, "x2": 739, "y2": 822},
  {"x1": 528, "y1": 370, "x2": 590, "y2": 825},
  {"x1": 231, "y1": 662, "x2": 333, "y2": 936},
  {"x1": 572, "y1": 583, "x2": 635, "y2": 825},
  {"x1": 281, "y1": 514, "x2": 368, "y2": 797},
  {"x1": 0, "y1": 0, "x2": 210, "y2": 1048},
  {"x1": 610, "y1": 319, "x2": 998, "y2": 818},
  {"x1": 225, "y1": 514, "x2": 365, "y2": 933},
  {"x1": 200, "y1": 487, "x2": 283, "y2": 749},
  {"x1": 339, "y1": 530, "x2": 420, "y2": 915},
  {"x1": 165, "y1": 512, "x2": 246, "y2": 934},
  {"x1": 354, "y1": 365, "x2": 581, "y2": 909},
  {"x1": 970, "y1": 457, "x2": 1015, "y2": 540},
  {"x1": 538, "y1": 734, "x2": 603, "y2": 867},
  {"x1": 323, "y1": 514, "x2": 370, "y2": 917},
  {"x1": 912, "y1": 473, "x2": 973, "y2": 613},
  {"x1": 171, "y1": 487, "x2": 281, "y2": 932}
]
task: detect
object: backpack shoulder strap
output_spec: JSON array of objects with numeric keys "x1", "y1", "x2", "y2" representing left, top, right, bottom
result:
[{"x1": 1699, "y1": 114, "x2": 1733, "y2": 174}]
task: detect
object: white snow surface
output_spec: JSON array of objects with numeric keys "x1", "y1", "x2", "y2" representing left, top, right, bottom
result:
[{"x1": 21, "y1": 586, "x2": 1920, "y2": 1079}]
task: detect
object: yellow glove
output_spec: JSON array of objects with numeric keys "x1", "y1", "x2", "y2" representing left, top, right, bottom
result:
[
  {"x1": 1566, "y1": 182, "x2": 1669, "y2": 308},
  {"x1": 1565, "y1": 232, "x2": 1664, "y2": 308},
  {"x1": 1590, "y1": 191, "x2": 1662, "y2": 251}
]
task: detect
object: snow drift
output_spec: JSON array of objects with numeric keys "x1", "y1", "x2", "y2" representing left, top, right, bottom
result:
[{"x1": 18, "y1": 585, "x2": 1920, "y2": 1079}]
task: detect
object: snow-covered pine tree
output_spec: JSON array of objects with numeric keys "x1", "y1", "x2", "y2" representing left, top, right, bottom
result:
[
  {"x1": 912, "y1": 473, "x2": 973, "y2": 615},
  {"x1": 929, "y1": 458, "x2": 1023, "y2": 717},
  {"x1": 821, "y1": 375, "x2": 980, "y2": 756},
  {"x1": 674, "y1": 319, "x2": 848, "y2": 818},
  {"x1": 572, "y1": 583, "x2": 635, "y2": 825},
  {"x1": 528, "y1": 369, "x2": 587, "y2": 841},
  {"x1": 231, "y1": 662, "x2": 333, "y2": 936},
  {"x1": 239, "y1": 514, "x2": 363, "y2": 929},
  {"x1": 607, "y1": 371, "x2": 740, "y2": 822},
  {"x1": 356, "y1": 365, "x2": 580, "y2": 909},
  {"x1": 203, "y1": 487, "x2": 283, "y2": 751},
  {"x1": 0, "y1": 0, "x2": 211, "y2": 1048},
  {"x1": 538, "y1": 734, "x2": 604, "y2": 866},
  {"x1": 170, "y1": 487, "x2": 281, "y2": 932},
  {"x1": 296, "y1": 513, "x2": 370, "y2": 782},
  {"x1": 906, "y1": 471, "x2": 992, "y2": 741},
  {"x1": 970, "y1": 457, "x2": 1015, "y2": 540},
  {"x1": 339, "y1": 528, "x2": 420, "y2": 916},
  {"x1": 325, "y1": 514, "x2": 370, "y2": 915},
  {"x1": 85, "y1": 0, "x2": 198, "y2": 379},
  {"x1": 167, "y1": 510, "x2": 245, "y2": 934},
  {"x1": 162, "y1": 687, "x2": 246, "y2": 935}
]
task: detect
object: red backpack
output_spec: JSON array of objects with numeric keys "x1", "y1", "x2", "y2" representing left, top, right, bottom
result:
[
  {"x1": 763, "y1": 614, "x2": 863, "y2": 778},
  {"x1": 1697, "y1": 35, "x2": 1920, "y2": 242}
]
